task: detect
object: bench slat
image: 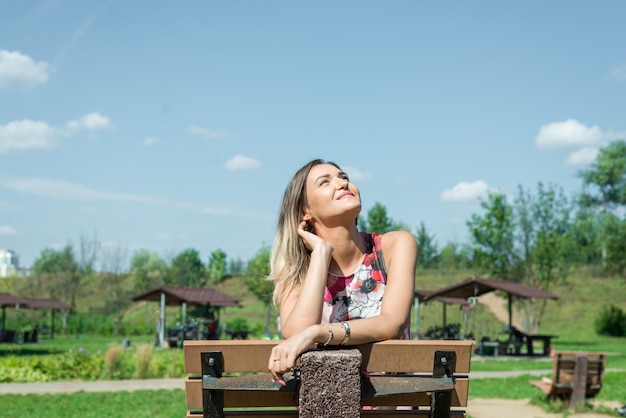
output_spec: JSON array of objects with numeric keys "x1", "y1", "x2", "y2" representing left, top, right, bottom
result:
[
  {"x1": 184, "y1": 340, "x2": 474, "y2": 374},
  {"x1": 185, "y1": 376, "x2": 470, "y2": 408},
  {"x1": 200, "y1": 374, "x2": 456, "y2": 395}
]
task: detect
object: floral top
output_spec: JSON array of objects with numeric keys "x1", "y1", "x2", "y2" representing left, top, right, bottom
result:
[{"x1": 321, "y1": 231, "x2": 410, "y2": 339}]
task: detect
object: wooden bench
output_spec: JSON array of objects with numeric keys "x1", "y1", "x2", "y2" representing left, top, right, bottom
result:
[
  {"x1": 529, "y1": 351, "x2": 606, "y2": 409},
  {"x1": 184, "y1": 339, "x2": 474, "y2": 417}
]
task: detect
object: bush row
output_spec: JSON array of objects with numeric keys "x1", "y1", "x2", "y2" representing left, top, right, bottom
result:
[{"x1": 0, "y1": 344, "x2": 184, "y2": 383}]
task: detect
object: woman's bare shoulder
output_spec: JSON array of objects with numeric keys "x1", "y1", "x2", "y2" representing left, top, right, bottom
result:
[{"x1": 380, "y1": 230, "x2": 417, "y2": 248}]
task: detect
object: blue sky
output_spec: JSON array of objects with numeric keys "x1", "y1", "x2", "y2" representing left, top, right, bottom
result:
[{"x1": 1, "y1": 1, "x2": 625, "y2": 269}]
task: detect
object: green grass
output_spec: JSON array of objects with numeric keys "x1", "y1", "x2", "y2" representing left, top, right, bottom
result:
[
  {"x1": 1, "y1": 390, "x2": 186, "y2": 418},
  {"x1": 0, "y1": 334, "x2": 157, "y2": 358}
]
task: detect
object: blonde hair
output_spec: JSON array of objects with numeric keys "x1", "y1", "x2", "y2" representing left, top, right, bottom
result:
[{"x1": 270, "y1": 159, "x2": 341, "y2": 307}]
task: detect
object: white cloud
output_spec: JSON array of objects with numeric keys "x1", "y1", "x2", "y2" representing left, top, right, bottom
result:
[
  {"x1": 0, "y1": 119, "x2": 58, "y2": 153},
  {"x1": 225, "y1": 154, "x2": 261, "y2": 171},
  {"x1": 567, "y1": 146, "x2": 599, "y2": 165},
  {"x1": 0, "y1": 175, "x2": 168, "y2": 203},
  {"x1": 0, "y1": 113, "x2": 113, "y2": 154},
  {"x1": 344, "y1": 166, "x2": 372, "y2": 182},
  {"x1": 0, "y1": 174, "x2": 234, "y2": 217},
  {"x1": 202, "y1": 206, "x2": 231, "y2": 215},
  {"x1": 609, "y1": 65, "x2": 626, "y2": 81},
  {"x1": 0, "y1": 225, "x2": 17, "y2": 235},
  {"x1": 66, "y1": 112, "x2": 112, "y2": 131},
  {"x1": 0, "y1": 50, "x2": 51, "y2": 90},
  {"x1": 535, "y1": 119, "x2": 603, "y2": 150},
  {"x1": 188, "y1": 126, "x2": 231, "y2": 140},
  {"x1": 441, "y1": 180, "x2": 494, "y2": 203},
  {"x1": 143, "y1": 136, "x2": 159, "y2": 146}
]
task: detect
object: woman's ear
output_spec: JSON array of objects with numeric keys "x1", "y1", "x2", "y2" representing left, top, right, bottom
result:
[{"x1": 301, "y1": 211, "x2": 312, "y2": 222}]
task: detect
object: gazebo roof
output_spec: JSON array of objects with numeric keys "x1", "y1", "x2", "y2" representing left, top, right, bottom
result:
[
  {"x1": 132, "y1": 285, "x2": 242, "y2": 307},
  {"x1": 422, "y1": 277, "x2": 559, "y2": 301},
  {"x1": 415, "y1": 290, "x2": 471, "y2": 307},
  {"x1": 0, "y1": 292, "x2": 21, "y2": 307},
  {"x1": 0, "y1": 293, "x2": 72, "y2": 310},
  {"x1": 20, "y1": 298, "x2": 72, "y2": 310}
]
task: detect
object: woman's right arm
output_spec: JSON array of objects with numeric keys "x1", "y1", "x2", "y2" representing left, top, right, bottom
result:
[
  {"x1": 279, "y1": 244, "x2": 332, "y2": 338},
  {"x1": 279, "y1": 220, "x2": 334, "y2": 338}
]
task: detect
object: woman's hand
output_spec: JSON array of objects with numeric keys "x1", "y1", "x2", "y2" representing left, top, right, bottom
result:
[
  {"x1": 297, "y1": 221, "x2": 333, "y2": 254},
  {"x1": 268, "y1": 324, "x2": 318, "y2": 383}
]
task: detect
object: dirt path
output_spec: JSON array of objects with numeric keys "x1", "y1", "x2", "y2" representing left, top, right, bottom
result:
[
  {"x1": 467, "y1": 398, "x2": 622, "y2": 418},
  {"x1": 479, "y1": 292, "x2": 524, "y2": 329}
]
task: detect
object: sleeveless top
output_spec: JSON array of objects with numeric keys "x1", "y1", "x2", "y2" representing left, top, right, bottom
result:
[{"x1": 321, "y1": 231, "x2": 410, "y2": 339}]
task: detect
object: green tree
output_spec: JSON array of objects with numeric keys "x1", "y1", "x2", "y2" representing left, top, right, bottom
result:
[
  {"x1": 579, "y1": 139, "x2": 626, "y2": 210},
  {"x1": 601, "y1": 213, "x2": 626, "y2": 276},
  {"x1": 228, "y1": 258, "x2": 245, "y2": 276},
  {"x1": 467, "y1": 192, "x2": 517, "y2": 279},
  {"x1": 168, "y1": 248, "x2": 206, "y2": 287},
  {"x1": 515, "y1": 182, "x2": 572, "y2": 332},
  {"x1": 359, "y1": 202, "x2": 393, "y2": 233},
  {"x1": 358, "y1": 202, "x2": 404, "y2": 233},
  {"x1": 100, "y1": 244, "x2": 130, "y2": 335},
  {"x1": 130, "y1": 250, "x2": 168, "y2": 292},
  {"x1": 244, "y1": 247, "x2": 275, "y2": 336},
  {"x1": 32, "y1": 245, "x2": 80, "y2": 334},
  {"x1": 568, "y1": 208, "x2": 602, "y2": 270},
  {"x1": 415, "y1": 221, "x2": 438, "y2": 269},
  {"x1": 208, "y1": 249, "x2": 228, "y2": 283},
  {"x1": 578, "y1": 139, "x2": 626, "y2": 274}
]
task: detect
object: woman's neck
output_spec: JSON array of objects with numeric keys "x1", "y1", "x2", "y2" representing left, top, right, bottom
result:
[{"x1": 322, "y1": 227, "x2": 365, "y2": 276}]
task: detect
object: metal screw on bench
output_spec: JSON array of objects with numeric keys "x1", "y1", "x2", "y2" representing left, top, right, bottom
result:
[
  {"x1": 432, "y1": 351, "x2": 455, "y2": 418},
  {"x1": 440, "y1": 356, "x2": 452, "y2": 378},
  {"x1": 201, "y1": 352, "x2": 224, "y2": 418}
]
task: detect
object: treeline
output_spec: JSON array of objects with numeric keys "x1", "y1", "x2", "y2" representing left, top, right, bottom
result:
[{"x1": 2, "y1": 140, "x2": 626, "y2": 336}]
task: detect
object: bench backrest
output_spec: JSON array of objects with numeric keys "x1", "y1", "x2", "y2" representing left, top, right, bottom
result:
[
  {"x1": 183, "y1": 339, "x2": 474, "y2": 416},
  {"x1": 551, "y1": 351, "x2": 606, "y2": 397}
]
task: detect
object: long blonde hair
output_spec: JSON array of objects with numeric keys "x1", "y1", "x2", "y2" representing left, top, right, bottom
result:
[{"x1": 269, "y1": 159, "x2": 341, "y2": 307}]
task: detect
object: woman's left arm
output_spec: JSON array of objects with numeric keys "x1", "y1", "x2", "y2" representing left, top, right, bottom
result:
[{"x1": 339, "y1": 230, "x2": 417, "y2": 343}]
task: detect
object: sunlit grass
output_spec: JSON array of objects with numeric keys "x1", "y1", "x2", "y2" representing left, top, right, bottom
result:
[{"x1": 0, "y1": 389, "x2": 186, "y2": 418}]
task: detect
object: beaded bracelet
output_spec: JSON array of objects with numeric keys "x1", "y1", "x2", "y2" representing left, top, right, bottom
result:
[
  {"x1": 340, "y1": 321, "x2": 351, "y2": 345},
  {"x1": 322, "y1": 324, "x2": 333, "y2": 347}
]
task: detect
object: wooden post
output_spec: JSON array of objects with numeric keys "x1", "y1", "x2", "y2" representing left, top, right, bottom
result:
[{"x1": 569, "y1": 355, "x2": 588, "y2": 410}]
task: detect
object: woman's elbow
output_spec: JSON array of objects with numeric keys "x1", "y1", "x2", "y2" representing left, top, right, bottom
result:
[{"x1": 381, "y1": 319, "x2": 408, "y2": 340}]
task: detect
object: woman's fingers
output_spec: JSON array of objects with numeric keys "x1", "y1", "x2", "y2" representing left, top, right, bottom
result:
[{"x1": 268, "y1": 347, "x2": 294, "y2": 383}]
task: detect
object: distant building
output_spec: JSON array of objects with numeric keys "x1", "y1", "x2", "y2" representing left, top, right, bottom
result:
[{"x1": 0, "y1": 249, "x2": 19, "y2": 278}]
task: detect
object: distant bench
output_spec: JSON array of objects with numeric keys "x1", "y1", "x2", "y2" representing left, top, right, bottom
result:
[
  {"x1": 525, "y1": 334, "x2": 557, "y2": 356},
  {"x1": 529, "y1": 351, "x2": 606, "y2": 409},
  {"x1": 183, "y1": 339, "x2": 475, "y2": 417}
]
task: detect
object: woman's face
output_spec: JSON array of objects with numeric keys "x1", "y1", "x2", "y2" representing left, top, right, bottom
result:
[{"x1": 303, "y1": 163, "x2": 361, "y2": 224}]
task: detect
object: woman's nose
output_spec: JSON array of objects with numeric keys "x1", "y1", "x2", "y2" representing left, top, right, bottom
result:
[{"x1": 335, "y1": 177, "x2": 349, "y2": 189}]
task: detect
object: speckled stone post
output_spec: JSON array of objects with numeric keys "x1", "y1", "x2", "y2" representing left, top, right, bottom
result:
[{"x1": 298, "y1": 348, "x2": 361, "y2": 418}]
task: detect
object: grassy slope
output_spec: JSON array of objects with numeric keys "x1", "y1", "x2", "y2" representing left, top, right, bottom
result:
[{"x1": 88, "y1": 267, "x2": 625, "y2": 347}]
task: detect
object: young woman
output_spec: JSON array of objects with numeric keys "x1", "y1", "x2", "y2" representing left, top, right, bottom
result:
[{"x1": 267, "y1": 159, "x2": 417, "y2": 384}]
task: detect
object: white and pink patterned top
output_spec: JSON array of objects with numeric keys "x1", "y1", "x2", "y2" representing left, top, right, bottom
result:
[{"x1": 321, "y1": 232, "x2": 410, "y2": 339}]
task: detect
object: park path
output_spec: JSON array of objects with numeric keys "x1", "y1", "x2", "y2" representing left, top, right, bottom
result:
[{"x1": 1, "y1": 372, "x2": 623, "y2": 417}]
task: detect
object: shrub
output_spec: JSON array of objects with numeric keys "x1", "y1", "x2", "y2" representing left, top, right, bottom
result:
[
  {"x1": 133, "y1": 344, "x2": 153, "y2": 379},
  {"x1": 150, "y1": 349, "x2": 184, "y2": 378},
  {"x1": 595, "y1": 304, "x2": 626, "y2": 337},
  {"x1": 101, "y1": 346, "x2": 126, "y2": 379}
]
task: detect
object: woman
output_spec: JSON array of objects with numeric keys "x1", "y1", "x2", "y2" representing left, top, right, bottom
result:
[{"x1": 267, "y1": 159, "x2": 417, "y2": 384}]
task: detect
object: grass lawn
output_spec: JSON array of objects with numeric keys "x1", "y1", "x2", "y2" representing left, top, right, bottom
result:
[{"x1": 1, "y1": 390, "x2": 186, "y2": 418}]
